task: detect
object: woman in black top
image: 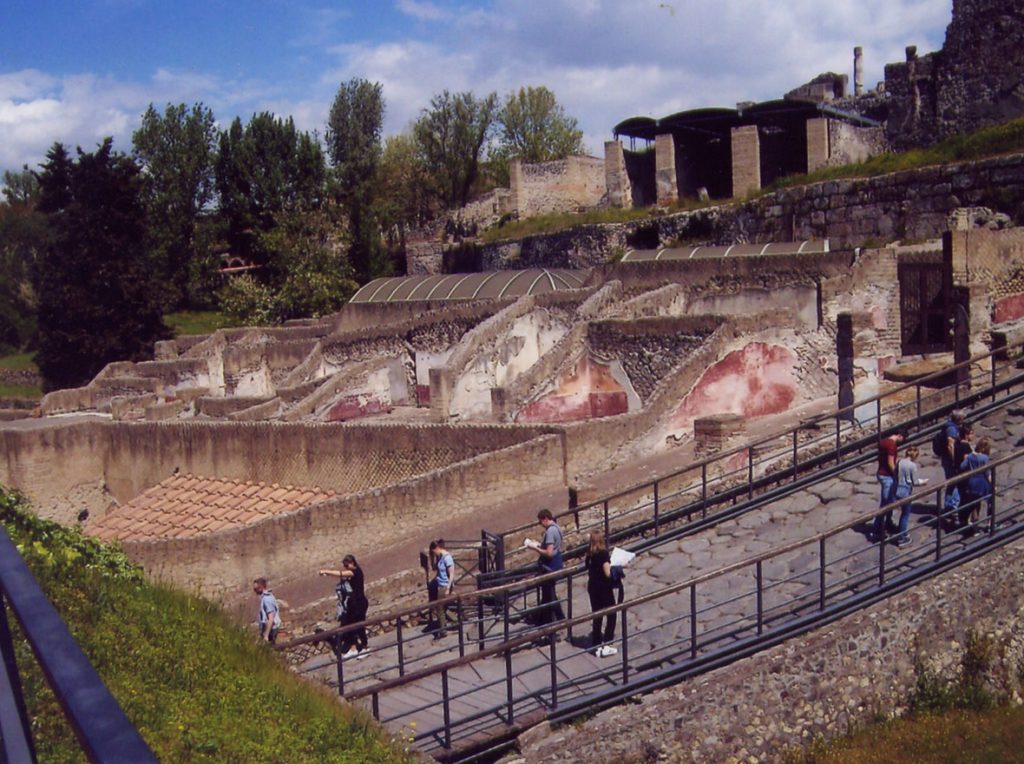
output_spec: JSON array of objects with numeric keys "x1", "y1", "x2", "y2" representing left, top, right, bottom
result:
[
  {"x1": 318, "y1": 554, "x2": 369, "y2": 659},
  {"x1": 586, "y1": 531, "x2": 617, "y2": 657}
]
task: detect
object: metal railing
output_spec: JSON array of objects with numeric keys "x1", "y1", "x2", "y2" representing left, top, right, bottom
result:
[
  {"x1": 0, "y1": 527, "x2": 156, "y2": 763},
  {"x1": 482, "y1": 340, "x2": 1022, "y2": 579},
  {"x1": 351, "y1": 444, "x2": 1024, "y2": 760}
]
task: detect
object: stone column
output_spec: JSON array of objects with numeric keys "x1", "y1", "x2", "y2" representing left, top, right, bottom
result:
[
  {"x1": 429, "y1": 368, "x2": 454, "y2": 422},
  {"x1": 604, "y1": 140, "x2": 632, "y2": 209},
  {"x1": 806, "y1": 118, "x2": 830, "y2": 173},
  {"x1": 837, "y1": 313, "x2": 854, "y2": 421},
  {"x1": 654, "y1": 133, "x2": 678, "y2": 206},
  {"x1": 730, "y1": 125, "x2": 761, "y2": 198},
  {"x1": 854, "y1": 46, "x2": 864, "y2": 96}
]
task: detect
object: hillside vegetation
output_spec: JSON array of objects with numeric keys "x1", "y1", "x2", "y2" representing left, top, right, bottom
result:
[{"x1": 0, "y1": 487, "x2": 409, "y2": 764}]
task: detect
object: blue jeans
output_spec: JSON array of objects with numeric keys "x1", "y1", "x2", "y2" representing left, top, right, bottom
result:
[
  {"x1": 942, "y1": 459, "x2": 960, "y2": 513},
  {"x1": 895, "y1": 484, "x2": 913, "y2": 542},
  {"x1": 872, "y1": 475, "x2": 895, "y2": 538}
]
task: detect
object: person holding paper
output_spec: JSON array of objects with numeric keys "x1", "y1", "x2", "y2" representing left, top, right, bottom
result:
[
  {"x1": 586, "y1": 531, "x2": 617, "y2": 657},
  {"x1": 528, "y1": 508, "x2": 565, "y2": 634}
]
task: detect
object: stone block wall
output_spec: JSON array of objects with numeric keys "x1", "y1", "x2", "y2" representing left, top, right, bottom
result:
[
  {"x1": 518, "y1": 537, "x2": 1024, "y2": 763},
  {"x1": 828, "y1": 120, "x2": 887, "y2": 166},
  {"x1": 0, "y1": 420, "x2": 557, "y2": 525},
  {"x1": 510, "y1": 156, "x2": 606, "y2": 219},
  {"x1": 119, "y1": 433, "x2": 568, "y2": 599},
  {"x1": 948, "y1": 227, "x2": 1024, "y2": 322}
]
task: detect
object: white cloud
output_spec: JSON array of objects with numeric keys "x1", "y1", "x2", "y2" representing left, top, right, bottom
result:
[{"x1": 396, "y1": 0, "x2": 451, "y2": 22}]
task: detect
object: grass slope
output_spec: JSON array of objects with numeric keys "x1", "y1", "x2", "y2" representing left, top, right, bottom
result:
[{"x1": 0, "y1": 487, "x2": 410, "y2": 764}]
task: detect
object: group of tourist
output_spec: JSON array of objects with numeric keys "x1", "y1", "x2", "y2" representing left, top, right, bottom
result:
[{"x1": 874, "y1": 410, "x2": 993, "y2": 544}]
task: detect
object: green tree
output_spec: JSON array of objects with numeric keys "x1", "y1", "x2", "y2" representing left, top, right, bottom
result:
[
  {"x1": 34, "y1": 140, "x2": 169, "y2": 391},
  {"x1": 375, "y1": 133, "x2": 434, "y2": 249},
  {"x1": 0, "y1": 166, "x2": 48, "y2": 352},
  {"x1": 326, "y1": 79, "x2": 389, "y2": 282},
  {"x1": 132, "y1": 102, "x2": 219, "y2": 309},
  {"x1": 215, "y1": 113, "x2": 327, "y2": 278},
  {"x1": 413, "y1": 90, "x2": 498, "y2": 210},
  {"x1": 496, "y1": 86, "x2": 585, "y2": 163}
]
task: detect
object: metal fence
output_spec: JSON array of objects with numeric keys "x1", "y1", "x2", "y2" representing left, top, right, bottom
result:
[{"x1": 0, "y1": 527, "x2": 156, "y2": 764}]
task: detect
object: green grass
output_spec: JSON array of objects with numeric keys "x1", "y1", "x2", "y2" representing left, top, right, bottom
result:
[
  {"x1": 0, "y1": 382, "x2": 41, "y2": 400},
  {"x1": 0, "y1": 352, "x2": 37, "y2": 371},
  {"x1": 0, "y1": 487, "x2": 411, "y2": 764},
  {"x1": 790, "y1": 706, "x2": 1024, "y2": 763},
  {"x1": 164, "y1": 310, "x2": 239, "y2": 337}
]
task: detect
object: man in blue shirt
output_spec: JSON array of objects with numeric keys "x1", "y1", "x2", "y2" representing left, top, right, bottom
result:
[
  {"x1": 530, "y1": 509, "x2": 566, "y2": 635},
  {"x1": 430, "y1": 539, "x2": 455, "y2": 640},
  {"x1": 253, "y1": 577, "x2": 280, "y2": 644}
]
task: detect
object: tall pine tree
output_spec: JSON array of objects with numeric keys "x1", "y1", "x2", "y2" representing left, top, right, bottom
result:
[{"x1": 34, "y1": 140, "x2": 169, "y2": 391}]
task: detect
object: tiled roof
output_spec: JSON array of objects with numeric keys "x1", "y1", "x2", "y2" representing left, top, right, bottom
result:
[{"x1": 90, "y1": 474, "x2": 336, "y2": 543}]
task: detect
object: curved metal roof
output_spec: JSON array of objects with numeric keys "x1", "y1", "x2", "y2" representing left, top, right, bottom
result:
[
  {"x1": 619, "y1": 240, "x2": 830, "y2": 262},
  {"x1": 349, "y1": 269, "x2": 589, "y2": 303}
]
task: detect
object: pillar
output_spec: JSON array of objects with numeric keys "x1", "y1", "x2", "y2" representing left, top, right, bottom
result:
[
  {"x1": 429, "y1": 368, "x2": 453, "y2": 422},
  {"x1": 854, "y1": 46, "x2": 864, "y2": 96},
  {"x1": 730, "y1": 125, "x2": 761, "y2": 198},
  {"x1": 806, "y1": 118, "x2": 830, "y2": 173},
  {"x1": 604, "y1": 140, "x2": 632, "y2": 209},
  {"x1": 509, "y1": 159, "x2": 524, "y2": 218},
  {"x1": 654, "y1": 133, "x2": 678, "y2": 206},
  {"x1": 837, "y1": 313, "x2": 854, "y2": 421}
]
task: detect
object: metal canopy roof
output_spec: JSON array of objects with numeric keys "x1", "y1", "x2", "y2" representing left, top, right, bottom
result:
[
  {"x1": 619, "y1": 240, "x2": 830, "y2": 262},
  {"x1": 349, "y1": 269, "x2": 589, "y2": 303}
]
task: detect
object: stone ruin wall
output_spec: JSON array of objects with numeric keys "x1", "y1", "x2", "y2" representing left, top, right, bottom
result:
[
  {"x1": 510, "y1": 156, "x2": 607, "y2": 219},
  {"x1": 0, "y1": 420, "x2": 556, "y2": 526},
  {"x1": 948, "y1": 226, "x2": 1024, "y2": 323},
  {"x1": 885, "y1": 0, "x2": 1024, "y2": 149},
  {"x1": 826, "y1": 121, "x2": 888, "y2": 167},
  {"x1": 516, "y1": 536, "x2": 1024, "y2": 764}
]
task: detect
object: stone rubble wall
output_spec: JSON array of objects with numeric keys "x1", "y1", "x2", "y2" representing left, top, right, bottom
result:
[
  {"x1": 511, "y1": 156, "x2": 607, "y2": 219},
  {"x1": 514, "y1": 536, "x2": 1024, "y2": 764},
  {"x1": 827, "y1": 121, "x2": 887, "y2": 166},
  {"x1": 119, "y1": 433, "x2": 567, "y2": 599}
]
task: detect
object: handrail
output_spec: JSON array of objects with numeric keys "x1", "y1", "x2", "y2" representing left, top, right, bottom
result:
[
  {"x1": 343, "y1": 447, "x2": 1018, "y2": 701},
  {"x1": 0, "y1": 527, "x2": 157, "y2": 763},
  {"x1": 277, "y1": 340, "x2": 1023, "y2": 653},
  {"x1": 500, "y1": 339, "x2": 1010, "y2": 540}
]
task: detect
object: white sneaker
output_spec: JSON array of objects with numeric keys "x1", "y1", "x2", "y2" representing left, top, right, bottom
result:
[
  {"x1": 595, "y1": 645, "x2": 618, "y2": 658},
  {"x1": 341, "y1": 648, "x2": 359, "y2": 660},
  {"x1": 356, "y1": 648, "x2": 370, "y2": 660}
]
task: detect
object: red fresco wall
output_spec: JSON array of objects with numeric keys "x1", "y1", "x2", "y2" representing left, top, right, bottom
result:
[
  {"x1": 328, "y1": 396, "x2": 391, "y2": 422},
  {"x1": 673, "y1": 343, "x2": 798, "y2": 428},
  {"x1": 994, "y1": 293, "x2": 1024, "y2": 324},
  {"x1": 517, "y1": 356, "x2": 629, "y2": 423}
]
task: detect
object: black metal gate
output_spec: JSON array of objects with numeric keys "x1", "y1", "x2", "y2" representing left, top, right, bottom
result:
[{"x1": 898, "y1": 260, "x2": 949, "y2": 354}]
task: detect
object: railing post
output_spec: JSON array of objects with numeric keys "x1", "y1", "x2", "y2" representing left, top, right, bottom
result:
[
  {"x1": 747, "y1": 448, "x2": 754, "y2": 500},
  {"x1": 566, "y1": 572, "x2": 574, "y2": 643},
  {"x1": 935, "y1": 490, "x2": 943, "y2": 562},
  {"x1": 819, "y1": 538, "x2": 827, "y2": 610},
  {"x1": 916, "y1": 384, "x2": 922, "y2": 429},
  {"x1": 372, "y1": 691, "x2": 379, "y2": 720},
  {"x1": 989, "y1": 465, "x2": 997, "y2": 534},
  {"x1": 792, "y1": 430, "x2": 799, "y2": 483},
  {"x1": 457, "y1": 598, "x2": 465, "y2": 658},
  {"x1": 653, "y1": 481, "x2": 660, "y2": 536},
  {"x1": 396, "y1": 620, "x2": 405, "y2": 678},
  {"x1": 755, "y1": 561, "x2": 764, "y2": 635},
  {"x1": 549, "y1": 635, "x2": 558, "y2": 709},
  {"x1": 442, "y1": 668, "x2": 452, "y2": 750},
  {"x1": 335, "y1": 641, "x2": 345, "y2": 696},
  {"x1": 477, "y1": 595, "x2": 485, "y2": 651},
  {"x1": 621, "y1": 609, "x2": 629, "y2": 684},
  {"x1": 835, "y1": 415, "x2": 841, "y2": 464},
  {"x1": 505, "y1": 649, "x2": 514, "y2": 724},
  {"x1": 0, "y1": 596, "x2": 36, "y2": 764},
  {"x1": 701, "y1": 464, "x2": 708, "y2": 518},
  {"x1": 878, "y1": 527, "x2": 886, "y2": 587},
  {"x1": 604, "y1": 500, "x2": 610, "y2": 540},
  {"x1": 690, "y1": 584, "x2": 698, "y2": 660},
  {"x1": 991, "y1": 359, "x2": 997, "y2": 403}
]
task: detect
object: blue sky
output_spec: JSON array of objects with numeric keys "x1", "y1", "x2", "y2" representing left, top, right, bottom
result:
[{"x1": 1, "y1": 1, "x2": 952, "y2": 178}]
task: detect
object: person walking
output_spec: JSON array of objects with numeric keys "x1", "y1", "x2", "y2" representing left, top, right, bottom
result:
[
  {"x1": 939, "y1": 410, "x2": 966, "y2": 523},
  {"x1": 429, "y1": 539, "x2": 454, "y2": 640},
  {"x1": 526, "y1": 508, "x2": 565, "y2": 635},
  {"x1": 894, "y1": 445, "x2": 926, "y2": 547},
  {"x1": 319, "y1": 555, "x2": 369, "y2": 660},
  {"x1": 252, "y1": 577, "x2": 280, "y2": 644},
  {"x1": 872, "y1": 429, "x2": 906, "y2": 540},
  {"x1": 952, "y1": 423, "x2": 976, "y2": 530},
  {"x1": 585, "y1": 531, "x2": 618, "y2": 657},
  {"x1": 960, "y1": 435, "x2": 992, "y2": 534}
]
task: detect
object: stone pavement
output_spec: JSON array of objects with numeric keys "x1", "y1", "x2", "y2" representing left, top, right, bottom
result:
[{"x1": 289, "y1": 399, "x2": 1024, "y2": 758}]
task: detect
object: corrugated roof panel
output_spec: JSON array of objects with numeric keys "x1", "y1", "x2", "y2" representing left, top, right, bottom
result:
[
  {"x1": 621, "y1": 241, "x2": 830, "y2": 262},
  {"x1": 348, "y1": 269, "x2": 589, "y2": 303}
]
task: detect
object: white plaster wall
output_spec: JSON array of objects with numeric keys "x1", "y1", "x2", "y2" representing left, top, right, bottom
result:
[
  {"x1": 685, "y1": 286, "x2": 819, "y2": 328},
  {"x1": 416, "y1": 348, "x2": 455, "y2": 391},
  {"x1": 450, "y1": 311, "x2": 570, "y2": 419},
  {"x1": 231, "y1": 364, "x2": 273, "y2": 398}
]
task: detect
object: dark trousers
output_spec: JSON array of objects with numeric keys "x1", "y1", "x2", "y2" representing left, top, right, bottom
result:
[
  {"x1": 538, "y1": 576, "x2": 565, "y2": 625},
  {"x1": 340, "y1": 597, "x2": 368, "y2": 652},
  {"x1": 588, "y1": 586, "x2": 616, "y2": 645}
]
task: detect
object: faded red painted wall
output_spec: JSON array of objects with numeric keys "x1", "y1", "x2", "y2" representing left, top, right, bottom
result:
[
  {"x1": 517, "y1": 356, "x2": 628, "y2": 423},
  {"x1": 673, "y1": 343, "x2": 798, "y2": 429},
  {"x1": 328, "y1": 396, "x2": 391, "y2": 422},
  {"x1": 994, "y1": 293, "x2": 1024, "y2": 323}
]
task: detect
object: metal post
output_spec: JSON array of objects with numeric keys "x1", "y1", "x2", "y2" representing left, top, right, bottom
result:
[
  {"x1": 549, "y1": 637, "x2": 558, "y2": 709},
  {"x1": 701, "y1": 464, "x2": 708, "y2": 518},
  {"x1": 748, "y1": 448, "x2": 754, "y2": 499},
  {"x1": 604, "y1": 500, "x2": 610, "y2": 539},
  {"x1": 0, "y1": 598, "x2": 36, "y2": 764},
  {"x1": 835, "y1": 415, "x2": 841, "y2": 464},
  {"x1": 878, "y1": 528, "x2": 886, "y2": 587},
  {"x1": 792, "y1": 430, "x2": 799, "y2": 482},
  {"x1": 621, "y1": 609, "x2": 629, "y2": 684},
  {"x1": 505, "y1": 650, "x2": 514, "y2": 724},
  {"x1": 457, "y1": 599, "x2": 465, "y2": 658},
  {"x1": 653, "y1": 481, "x2": 660, "y2": 536},
  {"x1": 991, "y1": 358, "x2": 997, "y2": 403},
  {"x1": 989, "y1": 466, "x2": 997, "y2": 534},
  {"x1": 935, "y1": 490, "x2": 943, "y2": 562},
  {"x1": 503, "y1": 590, "x2": 510, "y2": 642},
  {"x1": 819, "y1": 538, "x2": 827, "y2": 610},
  {"x1": 477, "y1": 596, "x2": 485, "y2": 651},
  {"x1": 442, "y1": 669, "x2": 451, "y2": 750},
  {"x1": 690, "y1": 584, "x2": 698, "y2": 659},
  {"x1": 915, "y1": 385, "x2": 922, "y2": 429},
  {"x1": 336, "y1": 641, "x2": 345, "y2": 696},
  {"x1": 755, "y1": 561, "x2": 763, "y2": 635},
  {"x1": 372, "y1": 692, "x2": 380, "y2": 720},
  {"x1": 566, "y1": 572, "x2": 573, "y2": 643},
  {"x1": 396, "y1": 621, "x2": 405, "y2": 678}
]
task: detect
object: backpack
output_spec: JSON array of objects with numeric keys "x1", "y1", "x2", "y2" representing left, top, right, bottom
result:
[{"x1": 932, "y1": 427, "x2": 948, "y2": 458}]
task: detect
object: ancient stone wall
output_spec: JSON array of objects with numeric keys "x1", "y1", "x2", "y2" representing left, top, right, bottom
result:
[
  {"x1": 948, "y1": 227, "x2": 1024, "y2": 322},
  {"x1": 827, "y1": 121, "x2": 887, "y2": 166},
  {"x1": 480, "y1": 153, "x2": 1024, "y2": 262},
  {"x1": 120, "y1": 433, "x2": 568, "y2": 599},
  {"x1": 885, "y1": 0, "x2": 1024, "y2": 149},
  {"x1": 516, "y1": 537, "x2": 1024, "y2": 764},
  {"x1": 0, "y1": 420, "x2": 557, "y2": 525},
  {"x1": 510, "y1": 156, "x2": 607, "y2": 219}
]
